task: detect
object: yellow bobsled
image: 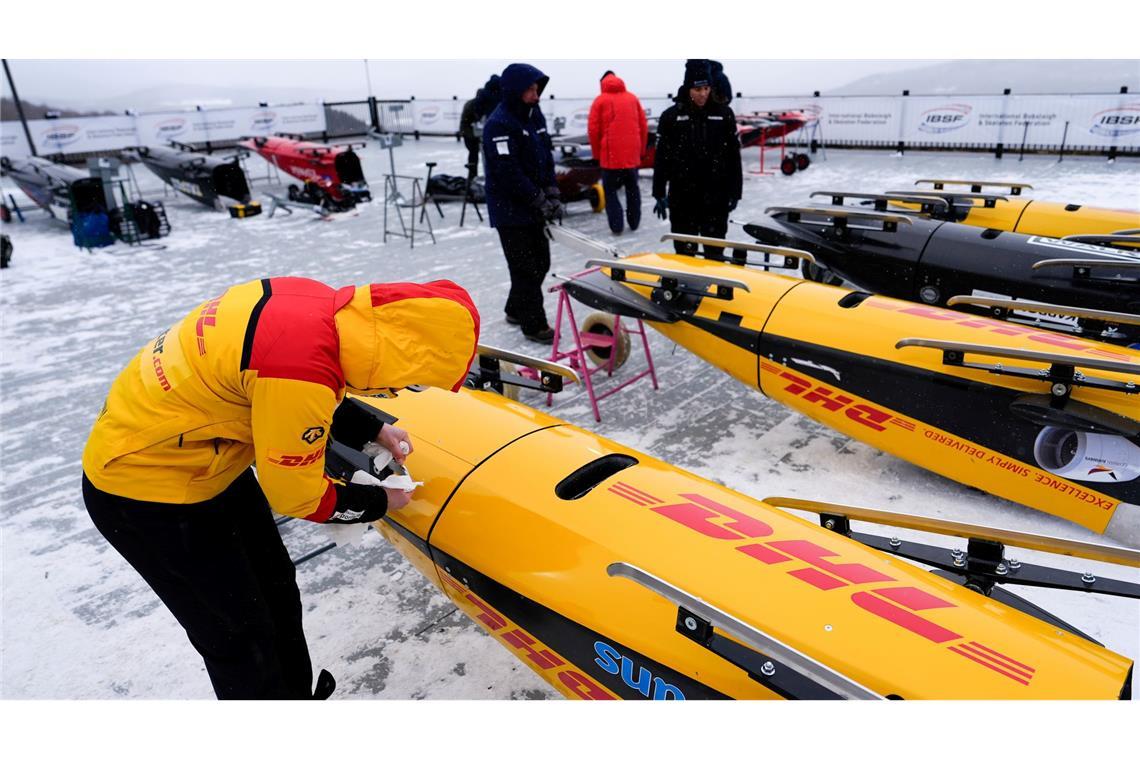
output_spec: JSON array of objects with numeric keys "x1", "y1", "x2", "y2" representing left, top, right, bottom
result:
[
  {"x1": 890, "y1": 179, "x2": 1140, "y2": 239},
  {"x1": 549, "y1": 229, "x2": 1140, "y2": 543},
  {"x1": 338, "y1": 349, "x2": 1138, "y2": 700}
]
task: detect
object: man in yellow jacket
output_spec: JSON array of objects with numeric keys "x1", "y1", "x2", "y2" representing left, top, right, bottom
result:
[{"x1": 82, "y1": 277, "x2": 480, "y2": 699}]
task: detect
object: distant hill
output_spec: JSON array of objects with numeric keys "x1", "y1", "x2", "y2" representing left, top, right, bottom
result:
[
  {"x1": 1, "y1": 97, "x2": 115, "y2": 121},
  {"x1": 831, "y1": 59, "x2": 1139, "y2": 96},
  {"x1": 45, "y1": 83, "x2": 361, "y2": 113}
]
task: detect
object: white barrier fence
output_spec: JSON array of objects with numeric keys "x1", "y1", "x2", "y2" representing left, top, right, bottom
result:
[
  {"x1": 3, "y1": 93, "x2": 1137, "y2": 158},
  {"x1": 393, "y1": 92, "x2": 1140, "y2": 152},
  {"x1": 1, "y1": 104, "x2": 327, "y2": 158}
]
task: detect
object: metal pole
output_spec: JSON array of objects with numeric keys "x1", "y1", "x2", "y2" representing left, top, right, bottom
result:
[
  {"x1": 1058, "y1": 120, "x2": 1069, "y2": 163},
  {"x1": 363, "y1": 60, "x2": 373, "y2": 99},
  {"x1": 1019, "y1": 121, "x2": 1029, "y2": 161},
  {"x1": 2, "y1": 59, "x2": 38, "y2": 157}
]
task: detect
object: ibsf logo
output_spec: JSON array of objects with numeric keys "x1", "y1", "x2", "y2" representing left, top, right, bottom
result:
[
  {"x1": 918, "y1": 104, "x2": 972, "y2": 134},
  {"x1": 250, "y1": 110, "x2": 277, "y2": 132},
  {"x1": 571, "y1": 109, "x2": 589, "y2": 127},
  {"x1": 40, "y1": 124, "x2": 81, "y2": 146},
  {"x1": 154, "y1": 118, "x2": 188, "y2": 140},
  {"x1": 419, "y1": 105, "x2": 440, "y2": 125},
  {"x1": 1089, "y1": 105, "x2": 1140, "y2": 138}
]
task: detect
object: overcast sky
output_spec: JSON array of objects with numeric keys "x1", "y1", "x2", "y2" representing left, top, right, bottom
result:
[{"x1": 3, "y1": 59, "x2": 938, "y2": 108}]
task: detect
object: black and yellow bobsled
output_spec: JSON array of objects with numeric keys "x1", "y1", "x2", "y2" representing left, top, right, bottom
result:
[
  {"x1": 331, "y1": 347, "x2": 1138, "y2": 700},
  {"x1": 548, "y1": 229, "x2": 1140, "y2": 544}
]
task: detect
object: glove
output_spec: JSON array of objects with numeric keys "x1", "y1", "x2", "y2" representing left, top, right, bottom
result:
[
  {"x1": 653, "y1": 197, "x2": 668, "y2": 220},
  {"x1": 534, "y1": 193, "x2": 563, "y2": 223},
  {"x1": 324, "y1": 471, "x2": 390, "y2": 524},
  {"x1": 727, "y1": 198, "x2": 739, "y2": 212},
  {"x1": 544, "y1": 184, "x2": 561, "y2": 200}
]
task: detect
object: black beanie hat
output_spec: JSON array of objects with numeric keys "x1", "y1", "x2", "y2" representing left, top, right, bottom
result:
[{"x1": 683, "y1": 59, "x2": 712, "y2": 89}]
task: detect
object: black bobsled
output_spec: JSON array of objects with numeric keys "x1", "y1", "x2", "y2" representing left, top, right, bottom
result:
[
  {"x1": 744, "y1": 204, "x2": 1140, "y2": 344},
  {"x1": 131, "y1": 143, "x2": 261, "y2": 217}
]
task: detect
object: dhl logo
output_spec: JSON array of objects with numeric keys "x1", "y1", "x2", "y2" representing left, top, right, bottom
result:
[
  {"x1": 439, "y1": 573, "x2": 617, "y2": 700},
  {"x1": 761, "y1": 361, "x2": 913, "y2": 433},
  {"x1": 606, "y1": 483, "x2": 1036, "y2": 687},
  {"x1": 267, "y1": 446, "x2": 325, "y2": 468},
  {"x1": 195, "y1": 298, "x2": 221, "y2": 356},
  {"x1": 869, "y1": 301, "x2": 1138, "y2": 364}
]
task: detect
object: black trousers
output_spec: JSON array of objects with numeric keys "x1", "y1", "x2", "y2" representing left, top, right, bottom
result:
[
  {"x1": 601, "y1": 168, "x2": 641, "y2": 234},
  {"x1": 496, "y1": 223, "x2": 551, "y2": 333},
  {"x1": 668, "y1": 198, "x2": 729, "y2": 254},
  {"x1": 82, "y1": 469, "x2": 314, "y2": 699}
]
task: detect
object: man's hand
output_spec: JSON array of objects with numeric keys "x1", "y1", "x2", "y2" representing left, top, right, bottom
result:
[
  {"x1": 384, "y1": 486, "x2": 411, "y2": 511},
  {"x1": 376, "y1": 424, "x2": 413, "y2": 465},
  {"x1": 543, "y1": 185, "x2": 561, "y2": 200},
  {"x1": 653, "y1": 197, "x2": 668, "y2": 220}
]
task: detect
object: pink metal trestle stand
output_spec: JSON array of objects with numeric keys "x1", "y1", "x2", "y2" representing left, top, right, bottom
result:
[
  {"x1": 545, "y1": 270, "x2": 659, "y2": 422},
  {"x1": 748, "y1": 125, "x2": 787, "y2": 176}
]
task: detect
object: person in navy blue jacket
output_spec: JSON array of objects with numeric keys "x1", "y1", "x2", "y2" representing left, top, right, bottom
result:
[{"x1": 482, "y1": 63, "x2": 562, "y2": 344}]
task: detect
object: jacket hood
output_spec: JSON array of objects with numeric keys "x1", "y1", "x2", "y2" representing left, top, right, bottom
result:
[
  {"x1": 600, "y1": 74, "x2": 626, "y2": 94},
  {"x1": 334, "y1": 280, "x2": 480, "y2": 396},
  {"x1": 500, "y1": 63, "x2": 549, "y2": 102}
]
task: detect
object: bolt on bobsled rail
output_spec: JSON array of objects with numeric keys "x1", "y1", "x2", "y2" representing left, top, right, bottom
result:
[
  {"x1": 659, "y1": 234, "x2": 817, "y2": 269},
  {"x1": 915, "y1": 179, "x2": 1034, "y2": 196},
  {"x1": 946, "y1": 295, "x2": 1140, "y2": 329},
  {"x1": 607, "y1": 562, "x2": 885, "y2": 700},
  {"x1": 765, "y1": 497, "x2": 1140, "y2": 569}
]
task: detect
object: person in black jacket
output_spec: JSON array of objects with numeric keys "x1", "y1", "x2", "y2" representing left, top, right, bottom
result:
[
  {"x1": 460, "y1": 75, "x2": 501, "y2": 179},
  {"x1": 482, "y1": 63, "x2": 562, "y2": 344},
  {"x1": 652, "y1": 60, "x2": 743, "y2": 254}
]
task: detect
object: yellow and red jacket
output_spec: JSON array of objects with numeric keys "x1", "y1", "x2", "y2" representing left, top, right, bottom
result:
[{"x1": 82, "y1": 277, "x2": 480, "y2": 521}]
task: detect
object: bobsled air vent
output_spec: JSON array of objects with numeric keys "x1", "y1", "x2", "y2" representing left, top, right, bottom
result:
[
  {"x1": 980, "y1": 228, "x2": 1002, "y2": 240},
  {"x1": 838, "y1": 292, "x2": 873, "y2": 309},
  {"x1": 1065, "y1": 204, "x2": 1082, "y2": 212},
  {"x1": 555, "y1": 454, "x2": 638, "y2": 500}
]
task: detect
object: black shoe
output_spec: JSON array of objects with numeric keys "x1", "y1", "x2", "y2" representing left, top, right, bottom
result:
[
  {"x1": 505, "y1": 313, "x2": 521, "y2": 326},
  {"x1": 523, "y1": 326, "x2": 555, "y2": 345},
  {"x1": 312, "y1": 669, "x2": 336, "y2": 699}
]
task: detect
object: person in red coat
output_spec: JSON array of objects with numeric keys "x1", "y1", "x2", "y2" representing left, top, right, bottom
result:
[{"x1": 588, "y1": 71, "x2": 649, "y2": 234}]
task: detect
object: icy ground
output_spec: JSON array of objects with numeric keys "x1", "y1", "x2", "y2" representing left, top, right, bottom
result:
[{"x1": 2, "y1": 138, "x2": 1138, "y2": 699}]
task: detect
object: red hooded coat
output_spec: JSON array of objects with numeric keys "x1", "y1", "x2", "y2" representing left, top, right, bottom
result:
[{"x1": 587, "y1": 74, "x2": 649, "y2": 170}]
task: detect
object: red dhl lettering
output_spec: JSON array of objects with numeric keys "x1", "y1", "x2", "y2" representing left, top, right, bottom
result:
[
  {"x1": 195, "y1": 298, "x2": 221, "y2": 356},
  {"x1": 267, "y1": 446, "x2": 325, "y2": 468},
  {"x1": 775, "y1": 366, "x2": 894, "y2": 432},
  {"x1": 611, "y1": 485, "x2": 1034, "y2": 685},
  {"x1": 439, "y1": 573, "x2": 616, "y2": 699}
]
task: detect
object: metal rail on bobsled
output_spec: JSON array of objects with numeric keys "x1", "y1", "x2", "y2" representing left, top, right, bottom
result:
[
  {"x1": 326, "y1": 346, "x2": 1137, "y2": 699},
  {"x1": 128, "y1": 143, "x2": 261, "y2": 218},
  {"x1": 742, "y1": 201, "x2": 1140, "y2": 345},
  {"x1": 239, "y1": 135, "x2": 371, "y2": 213},
  {"x1": 547, "y1": 227, "x2": 1140, "y2": 544}
]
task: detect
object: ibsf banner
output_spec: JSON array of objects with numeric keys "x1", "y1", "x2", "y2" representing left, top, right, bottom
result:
[
  {"x1": 410, "y1": 101, "x2": 462, "y2": 133},
  {"x1": 0, "y1": 104, "x2": 328, "y2": 157}
]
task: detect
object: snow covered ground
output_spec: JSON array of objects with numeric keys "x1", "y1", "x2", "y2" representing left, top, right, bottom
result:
[{"x1": 2, "y1": 137, "x2": 1138, "y2": 699}]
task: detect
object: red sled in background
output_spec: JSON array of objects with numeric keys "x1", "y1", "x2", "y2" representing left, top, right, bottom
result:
[
  {"x1": 240, "y1": 135, "x2": 371, "y2": 212},
  {"x1": 738, "y1": 111, "x2": 811, "y2": 176}
]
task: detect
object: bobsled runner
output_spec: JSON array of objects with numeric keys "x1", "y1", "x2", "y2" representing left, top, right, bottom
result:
[
  {"x1": 546, "y1": 228, "x2": 1140, "y2": 543},
  {"x1": 239, "y1": 135, "x2": 370, "y2": 212},
  {"x1": 887, "y1": 180, "x2": 1140, "y2": 240},
  {"x1": 329, "y1": 346, "x2": 1137, "y2": 699},
  {"x1": 129, "y1": 143, "x2": 261, "y2": 217},
  {"x1": 0, "y1": 155, "x2": 170, "y2": 246},
  {"x1": 743, "y1": 203, "x2": 1140, "y2": 345}
]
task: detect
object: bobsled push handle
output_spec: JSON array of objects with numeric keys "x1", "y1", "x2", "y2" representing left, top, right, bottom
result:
[
  {"x1": 809, "y1": 190, "x2": 951, "y2": 212},
  {"x1": 466, "y1": 343, "x2": 580, "y2": 395},
  {"x1": 765, "y1": 205, "x2": 913, "y2": 233},
  {"x1": 607, "y1": 562, "x2": 884, "y2": 700},
  {"x1": 1031, "y1": 258, "x2": 1140, "y2": 272},
  {"x1": 764, "y1": 497, "x2": 1140, "y2": 568},
  {"x1": 895, "y1": 337, "x2": 1140, "y2": 378},
  {"x1": 945, "y1": 295, "x2": 1140, "y2": 328},
  {"x1": 915, "y1": 179, "x2": 1033, "y2": 195},
  {"x1": 1059, "y1": 233, "x2": 1140, "y2": 250},
  {"x1": 659, "y1": 234, "x2": 817, "y2": 266}
]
